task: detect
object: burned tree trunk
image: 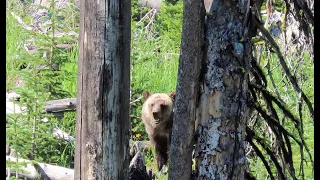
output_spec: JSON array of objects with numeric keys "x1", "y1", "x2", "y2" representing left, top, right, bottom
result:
[
  {"x1": 167, "y1": 0, "x2": 205, "y2": 179},
  {"x1": 74, "y1": 0, "x2": 131, "y2": 179},
  {"x1": 193, "y1": 0, "x2": 251, "y2": 179}
]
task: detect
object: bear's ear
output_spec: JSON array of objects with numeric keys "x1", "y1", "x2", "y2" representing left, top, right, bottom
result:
[
  {"x1": 142, "y1": 90, "x2": 152, "y2": 100},
  {"x1": 168, "y1": 90, "x2": 176, "y2": 101}
]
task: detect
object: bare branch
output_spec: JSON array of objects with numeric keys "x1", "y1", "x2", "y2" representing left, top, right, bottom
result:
[
  {"x1": 291, "y1": 0, "x2": 314, "y2": 25},
  {"x1": 10, "y1": 12, "x2": 35, "y2": 31},
  {"x1": 254, "y1": 17, "x2": 314, "y2": 120},
  {"x1": 266, "y1": 59, "x2": 285, "y2": 104},
  {"x1": 246, "y1": 127, "x2": 286, "y2": 180},
  {"x1": 246, "y1": 132, "x2": 275, "y2": 180}
]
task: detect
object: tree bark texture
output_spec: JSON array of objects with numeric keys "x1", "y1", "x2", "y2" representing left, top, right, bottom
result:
[
  {"x1": 168, "y1": 0, "x2": 205, "y2": 179},
  {"x1": 74, "y1": 0, "x2": 131, "y2": 179},
  {"x1": 194, "y1": 0, "x2": 251, "y2": 179}
]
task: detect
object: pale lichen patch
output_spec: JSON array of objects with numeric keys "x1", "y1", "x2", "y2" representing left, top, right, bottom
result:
[
  {"x1": 194, "y1": 117, "x2": 227, "y2": 159},
  {"x1": 198, "y1": 155, "x2": 217, "y2": 179}
]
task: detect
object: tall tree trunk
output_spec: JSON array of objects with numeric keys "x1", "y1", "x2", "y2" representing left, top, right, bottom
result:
[
  {"x1": 194, "y1": 0, "x2": 251, "y2": 179},
  {"x1": 74, "y1": 0, "x2": 131, "y2": 179},
  {"x1": 168, "y1": 0, "x2": 205, "y2": 179}
]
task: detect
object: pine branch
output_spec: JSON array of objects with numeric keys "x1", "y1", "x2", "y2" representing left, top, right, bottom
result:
[
  {"x1": 249, "y1": 86, "x2": 295, "y2": 179},
  {"x1": 297, "y1": 92, "x2": 305, "y2": 179},
  {"x1": 265, "y1": 59, "x2": 285, "y2": 104},
  {"x1": 261, "y1": 97, "x2": 296, "y2": 180}
]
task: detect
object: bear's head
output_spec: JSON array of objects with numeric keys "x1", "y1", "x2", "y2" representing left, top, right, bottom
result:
[{"x1": 141, "y1": 90, "x2": 176, "y2": 128}]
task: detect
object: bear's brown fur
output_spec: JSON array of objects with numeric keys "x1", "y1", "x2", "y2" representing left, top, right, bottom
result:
[{"x1": 141, "y1": 90, "x2": 176, "y2": 170}]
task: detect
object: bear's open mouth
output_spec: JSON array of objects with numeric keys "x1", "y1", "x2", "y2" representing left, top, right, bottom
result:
[{"x1": 154, "y1": 119, "x2": 160, "y2": 124}]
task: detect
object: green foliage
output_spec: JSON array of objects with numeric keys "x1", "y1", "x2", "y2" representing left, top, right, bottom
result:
[
  {"x1": 6, "y1": 5, "x2": 29, "y2": 91},
  {"x1": 6, "y1": 0, "x2": 78, "y2": 173},
  {"x1": 130, "y1": 0, "x2": 182, "y2": 144},
  {"x1": 129, "y1": 1, "x2": 182, "y2": 177},
  {"x1": 155, "y1": 1, "x2": 183, "y2": 46},
  {"x1": 248, "y1": 39, "x2": 314, "y2": 179}
]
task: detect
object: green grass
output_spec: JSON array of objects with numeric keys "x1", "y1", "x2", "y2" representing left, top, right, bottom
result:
[
  {"x1": 132, "y1": 54, "x2": 178, "y2": 93},
  {"x1": 130, "y1": 31, "x2": 180, "y2": 93},
  {"x1": 60, "y1": 45, "x2": 79, "y2": 97},
  {"x1": 252, "y1": 44, "x2": 314, "y2": 179},
  {"x1": 6, "y1": 7, "x2": 29, "y2": 91}
]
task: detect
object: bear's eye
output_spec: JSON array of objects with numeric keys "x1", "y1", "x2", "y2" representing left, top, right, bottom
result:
[
  {"x1": 151, "y1": 103, "x2": 154, "y2": 107},
  {"x1": 160, "y1": 104, "x2": 166, "y2": 110}
]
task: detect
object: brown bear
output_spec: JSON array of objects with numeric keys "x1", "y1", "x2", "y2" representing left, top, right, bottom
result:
[{"x1": 141, "y1": 90, "x2": 176, "y2": 171}]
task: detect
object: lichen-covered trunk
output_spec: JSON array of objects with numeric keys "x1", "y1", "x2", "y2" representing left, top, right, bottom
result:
[
  {"x1": 74, "y1": 0, "x2": 131, "y2": 179},
  {"x1": 194, "y1": 0, "x2": 251, "y2": 179}
]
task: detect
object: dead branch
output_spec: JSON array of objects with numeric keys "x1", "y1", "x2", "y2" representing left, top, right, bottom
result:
[
  {"x1": 246, "y1": 132, "x2": 275, "y2": 180},
  {"x1": 6, "y1": 98, "x2": 77, "y2": 115},
  {"x1": 6, "y1": 92, "x2": 142, "y2": 114},
  {"x1": 130, "y1": 141, "x2": 153, "y2": 156},
  {"x1": 44, "y1": 96, "x2": 143, "y2": 112},
  {"x1": 246, "y1": 127, "x2": 286, "y2": 180},
  {"x1": 137, "y1": 8, "x2": 157, "y2": 24},
  {"x1": 266, "y1": 60, "x2": 285, "y2": 104},
  {"x1": 129, "y1": 141, "x2": 155, "y2": 180},
  {"x1": 145, "y1": 8, "x2": 157, "y2": 31},
  {"x1": 10, "y1": 12, "x2": 34, "y2": 31},
  {"x1": 254, "y1": 16, "x2": 314, "y2": 120},
  {"x1": 136, "y1": 8, "x2": 157, "y2": 33},
  {"x1": 53, "y1": 126, "x2": 75, "y2": 142},
  {"x1": 130, "y1": 96, "x2": 143, "y2": 105}
]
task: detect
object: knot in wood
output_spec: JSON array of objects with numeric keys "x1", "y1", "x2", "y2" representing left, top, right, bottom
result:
[{"x1": 86, "y1": 140, "x2": 98, "y2": 155}]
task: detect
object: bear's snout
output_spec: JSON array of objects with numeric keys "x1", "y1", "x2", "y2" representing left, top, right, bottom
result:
[{"x1": 153, "y1": 112, "x2": 162, "y2": 123}]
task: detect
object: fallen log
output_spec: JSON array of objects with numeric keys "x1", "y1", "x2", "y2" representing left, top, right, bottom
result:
[
  {"x1": 43, "y1": 96, "x2": 142, "y2": 112},
  {"x1": 6, "y1": 156, "x2": 74, "y2": 180},
  {"x1": 6, "y1": 98, "x2": 77, "y2": 117},
  {"x1": 129, "y1": 141, "x2": 155, "y2": 180},
  {"x1": 43, "y1": 98, "x2": 77, "y2": 113},
  {"x1": 130, "y1": 140, "x2": 153, "y2": 157},
  {"x1": 6, "y1": 141, "x2": 156, "y2": 180},
  {"x1": 7, "y1": 96, "x2": 143, "y2": 115}
]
